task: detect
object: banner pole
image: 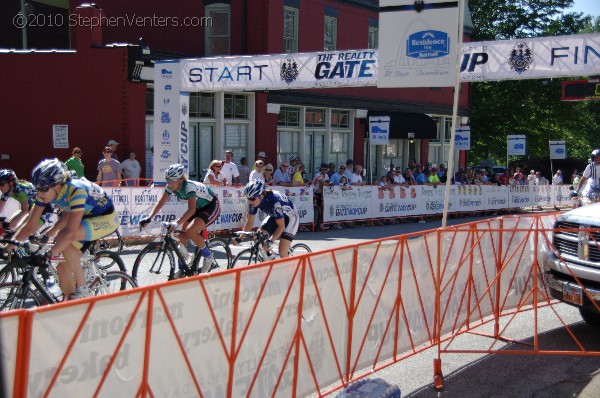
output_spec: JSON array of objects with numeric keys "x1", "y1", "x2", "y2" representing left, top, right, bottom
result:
[{"x1": 441, "y1": 0, "x2": 466, "y2": 229}]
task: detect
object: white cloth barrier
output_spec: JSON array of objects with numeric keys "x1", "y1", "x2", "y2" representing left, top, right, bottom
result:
[
  {"x1": 0, "y1": 312, "x2": 23, "y2": 398},
  {"x1": 98, "y1": 185, "x2": 575, "y2": 236}
]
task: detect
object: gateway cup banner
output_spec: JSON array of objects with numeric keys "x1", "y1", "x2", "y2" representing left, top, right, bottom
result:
[{"x1": 180, "y1": 50, "x2": 377, "y2": 91}]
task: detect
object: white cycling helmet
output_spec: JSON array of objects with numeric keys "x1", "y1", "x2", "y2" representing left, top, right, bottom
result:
[
  {"x1": 244, "y1": 179, "x2": 265, "y2": 199},
  {"x1": 31, "y1": 158, "x2": 68, "y2": 190},
  {"x1": 164, "y1": 164, "x2": 186, "y2": 181}
]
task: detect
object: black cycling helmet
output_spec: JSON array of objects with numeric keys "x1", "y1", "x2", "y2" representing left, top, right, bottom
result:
[
  {"x1": 592, "y1": 148, "x2": 600, "y2": 160},
  {"x1": 0, "y1": 169, "x2": 16, "y2": 185}
]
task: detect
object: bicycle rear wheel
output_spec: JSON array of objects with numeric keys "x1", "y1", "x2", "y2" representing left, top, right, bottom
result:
[
  {"x1": 95, "y1": 230, "x2": 125, "y2": 270},
  {"x1": 231, "y1": 248, "x2": 264, "y2": 269},
  {"x1": 208, "y1": 238, "x2": 232, "y2": 270},
  {"x1": 289, "y1": 243, "x2": 312, "y2": 256},
  {"x1": 89, "y1": 271, "x2": 137, "y2": 295},
  {"x1": 93, "y1": 250, "x2": 127, "y2": 273},
  {"x1": 0, "y1": 282, "x2": 43, "y2": 312},
  {"x1": 132, "y1": 242, "x2": 176, "y2": 286}
]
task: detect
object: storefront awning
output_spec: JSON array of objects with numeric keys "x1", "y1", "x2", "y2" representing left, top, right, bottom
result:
[{"x1": 367, "y1": 111, "x2": 437, "y2": 140}]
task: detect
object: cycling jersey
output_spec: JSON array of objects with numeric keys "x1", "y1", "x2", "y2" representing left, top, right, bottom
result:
[
  {"x1": 36, "y1": 178, "x2": 113, "y2": 217},
  {"x1": 1, "y1": 180, "x2": 36, "y2": 205},
  {"x1": 165, "y1": 179, "x2": 216, "y2": 209},
  {"x1": 582, "y1": 163, "x2": 600, "y2": 188},
  {"x1": 249, "y1": 190, "x2": 296, "y2": 219}
]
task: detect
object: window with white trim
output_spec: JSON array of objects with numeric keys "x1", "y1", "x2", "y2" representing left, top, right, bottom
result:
[
  {"x1": 368, "y1": 26, "x2": 378, "y2": 49},
  {"x1": 205, "y1": 4, "x2": 230, "y2": 56},
  {"x1": 278, "y1": 106, "x2": 300, "y2": 126},
  {"x1": 284, "y1": 6, "x2": 299, "y2": 53},
  {"x1": 190, "y1": 93, "x2": 215, "y2": 118},
  {"x1": 224, "y1": 94, "x2": 248, "y2": 119},
  {"x1": 224, "y1": 124, "x2": 248, "y2": 163},
  {"x1": 324, "y1": 15, "x2": 337, "y2": 51}
]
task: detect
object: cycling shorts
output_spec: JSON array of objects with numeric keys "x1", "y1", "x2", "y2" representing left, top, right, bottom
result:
[
  {"x1": 260, "y1": 212, "x2": 299, "y2": 242},
  {"x1": 74, "y1": 209, "x2": 119, "y2": 249},
  {"x1": 187, "y1": 196, "x2": 220, "y2": 226}
]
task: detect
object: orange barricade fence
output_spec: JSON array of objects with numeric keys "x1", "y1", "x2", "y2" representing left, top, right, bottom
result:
[{"x1": 2, "y1": 213, "x2": 600, "y2": 397}]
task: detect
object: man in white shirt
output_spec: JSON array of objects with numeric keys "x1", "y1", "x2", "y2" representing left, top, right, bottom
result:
[
  {"x1": 392, "y1": 167, "x2": 406, "y2": 185},
  {"x1": 577, "y1": 148, "x2": 600, "y2": 194},
  {"x1": 535, "y1": 172, "x2": 549, "y2": 185},
  {"x1": 221, "y1": 149, "x2": 240, "y2": 185},
  {"x1": 351, "y1": 165, "x2": 365, "y2": 186},
  {"x1": 120, "y1": 151, "x2": 141, "y2": 186},
  {"x1": 552, "y1": 169, "x2": 563, "y2": 185}
]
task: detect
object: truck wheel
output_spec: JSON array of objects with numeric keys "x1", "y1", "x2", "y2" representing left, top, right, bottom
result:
[{"x1": 579, "y1": 307, "x2": 600, "y2": 327}]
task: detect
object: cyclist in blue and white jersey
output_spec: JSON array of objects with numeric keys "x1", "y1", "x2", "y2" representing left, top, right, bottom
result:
[
  {"x1": 240, "y1": 180, "x2": 299, "y2": 258},
  {"x1": 577, "y1": 148, "x2": 600, "y2": 198},
  {"x1": 139, "y1": 164, "x2": 220, "y2": 273},
  {"x1": 12, "y1": 159, "x2": 118, "y2": 299}
]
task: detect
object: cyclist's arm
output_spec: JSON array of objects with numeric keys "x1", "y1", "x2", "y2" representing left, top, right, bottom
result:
[
  {"x1": 8, "y1": 198, "x2": 31, "y2": 228},
  {"x1": 242, "y1": 213, "x2": 255, "y2": 232},
  {"x1": 12, "y1": 204, "x2": 45, "y2": 242},
  {"x1": 177, "y1": 197, "x2": 197, "y2": 227},
  {"x1": 145, "y1": 192, "x2": 170, "y2": 220},
  {"x1": 577, "y1": 176, "x2": 588, "y2": 192},
  {"x1": 44, "y1": 213, "x2": 68, "y2": 238},
  {"x1": 0, "y1": 199, "x2": 6, "y2": 216},
  {"x1": 49, "y1": 210, "x2": 84, "y2": 257}
]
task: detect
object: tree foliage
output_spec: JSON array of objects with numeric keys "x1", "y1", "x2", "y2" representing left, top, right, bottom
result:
[{"x1": 467, "y1": 0, "x2": 600, "y2": 166}]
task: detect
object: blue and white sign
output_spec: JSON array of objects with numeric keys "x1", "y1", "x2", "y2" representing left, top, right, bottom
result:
[
  {"x1": 377, "y1": 0, "x2": 459, "y2": 88},
  {"x1": 454, "y1": 126, "x2": 471, "y2": 150},
  {"x1": 507, "y1": 135, "x2": 527, "y2": 156},
  {"x1": 549, "y1": 140, "x2": 566, "y2": 159},
  {"x1": 369, "y1": 116, "x2": 391, "y2": 145}
]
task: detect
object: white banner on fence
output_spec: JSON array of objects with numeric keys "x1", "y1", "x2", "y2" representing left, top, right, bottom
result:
[
  {"x1": 180, "y1": 49, "x2": 377, "y2": 91},
  {"x1": 509, "y1": 185, "x2": 534, "y2": 208},
  {"x1": 455, "y1": 184, "x2": 484, "y2": 212},
  {"x1": 421, "y1": 185, "x2": 457, "y2": 215},
  {"x1": 484, "y1": 185, "x2": 509, "y2": 210},
  {"x1": 533, "y1": 184, "x2": 553, "y2": 207},
  {"x1": 372, "y1": 186, "x2": 421, "y2": 218},
  {"x1": 322, "y1": 186, "x2": 372, "y2": 222}
]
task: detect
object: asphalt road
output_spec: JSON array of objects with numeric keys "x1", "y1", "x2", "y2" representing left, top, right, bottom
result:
[{"x1": 119, "y1": 214, "x2": 600, "y2": 398}]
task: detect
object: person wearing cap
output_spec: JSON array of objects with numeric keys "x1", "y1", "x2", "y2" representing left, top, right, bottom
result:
[
  {"x1": 312, "y1": 163, "x2": 330, "y2": 190},
  {"x1": 107, "y1": 140, "x2": 119, "y2": 160},
  {"x1": 221, "y1": 149, "x2": 240, "y2": 185},
  {"x1": 287, "y1": 155, "x2": 300, "y2": 180},
  {"x1": 257, "y1": 151, "x2": 267, "y2": 163},
  {"x1": 329, "y1": 164, "x2": 348, "y2": 186},
  {"x1": 392, "y1": 166, "x2": 406, "y2": 185},
  {"x1": 344, "y1": 159, "x2": 354, "y2": 181}
]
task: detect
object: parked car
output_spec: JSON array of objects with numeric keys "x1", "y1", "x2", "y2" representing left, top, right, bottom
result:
[
  {"x1": 489, "y1": 166, "x2": 506, "y2": 176},
  {"x1": 543, "y1": 203, "x2": 600, "y2": 326}
]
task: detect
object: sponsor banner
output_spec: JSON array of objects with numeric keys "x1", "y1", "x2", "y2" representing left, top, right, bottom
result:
[
  {"x1": 372, "y1": 186, "x2": 420, "y2": 217},
  {"x1": 179, "y1": 92, "x2": 190, "y2": 168},
  {"x1": 455, "y1": 184, "x2": 485, "y2": 212},
  {"x1": 369, "y1": 116, "x2": 390, "y2": 145},
  {"x1": 484, "y1": 185, "x2": 509, "y2": 210},
  {"x1": 549, "y1": 140, "x2": 566, "y2": 159},
  {"x1": 421, "y1": 185, "x2": 457, "y2": 215},
  {"x1": 322, "y1": 186, "x2": 372, "y2": 222},
  {"x1": 533, "y1": 184, "x2": 553, "y2": 207},
  {"x1": 181, "y1": 49, "x2": 377, "y2": 91},
  {"x1": 509, "y1": 185, "x2": 533, "y2": 208},
  {"x1": 209, "y1": 186, "x2": 248, "y2": 231},
  {"x1": 554, "y1": 185, "x2": 573, "y2": 207},
  {"x1": 378, "y1": 0, "x2": 459, "y2": 87},
  {"x1": 507, "y1": 135, "x2": 526, "y2": 156},
  {"x1": 454, "y1": 126, "x2": 471, "y2": 150},
  {"x1": 461, "y1": 33, "x2": 600, "y2": 82},
  {"x1": 154, "y1": 61, "x2": 182, "y2": 183}
]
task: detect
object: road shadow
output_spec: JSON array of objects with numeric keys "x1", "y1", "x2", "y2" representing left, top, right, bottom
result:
[{"x1": 406, "y1": 322, "x2": 600, "y2": 398}]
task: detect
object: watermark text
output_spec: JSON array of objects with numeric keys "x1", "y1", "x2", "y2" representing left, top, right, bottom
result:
[{"x1": 13, "y1": 13, "x2": 212, "y2": 29}]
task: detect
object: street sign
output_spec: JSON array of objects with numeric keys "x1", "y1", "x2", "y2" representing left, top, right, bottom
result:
[
  {"x1": 369, "y1": 116, "x2": 391, "y2": 145},
  {"x1": 507, "y1": 135, "x2": 526, "y2": 156},
  {"x1": 549, "y1": 140, "x2": 566, "y2": 159},
  {"x1": 454, "y1": 126, "x2": 471, "y2": 150}
]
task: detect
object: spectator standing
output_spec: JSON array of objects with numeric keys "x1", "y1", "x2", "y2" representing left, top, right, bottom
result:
[
  {"x1": 409, "y1": 159, "x2": 418, "y2": 171},
  {"x1": 453, "y1": 169, "x2": 467, "y2": 185},
  {"x1": 429, "y1": 168, "x2": 441, "y2": 185},
  {"x1": 221, "y1": 149, "x2": 240, "y2": 185},
  {"x1": 146, "y1": 146, "x2": 154, "y2": 180},
  {"x1": 351, "y1": 165, "x2": 365, "y2": 186},
  {"x1": 264, "y1": 164, "x2": 275, "y2": 186},
  {"x1": 329, "y1": 164, "x2": 347, "y2": 185},
  {"x1": 392, "y1": 167, "x2": 406, "y2": 185},
  {"x1": 292, "y1": 163, "x2": 307, "y2": 186},
  {"x1": 204, "y1": 160, "x2": 228, "y2": 186},
  {"x1": 571, "y1": 169, "x2": 579, "y2": 185},
  {"x1": 385, "y1": 163, "x2": 395, "y2": 181},
  {"x1": 287, "y1": 156, "x2": 300, "y2": 180},
  {"x1": 65, "y1": 147, "x2": 85, "y2": 178},
  {"x1": 97, "y1": 147, "x2": 121, "y2": 187},
  {"x1": 249, "y1": 160, "x2": 265, "y2": 182},
  {"x1": 572, "y1": 172, "x2": 582, "y2": 189},
  {"x1": 535, "y1": 172, "x2": 549, "y2": 185},
  {"x1": 273, "y1": 162, "x2": 292, "y2": 186},
  {"x1": 527, "y1": 169, "x2": 536, "y2": 185},
  {"x1": 437, "y1": 164, "x2": 447, "y2": 179},
  {"x1": 552, "y1": 169, "x2": 563, "y2": 185},
  {"x1": 312, "y1": 163, "x2": 330, "y2": 190},
  {"x1": 415, "y1": 168, "x2": 429, "y2": 185},
  {"x1": 327, "y1": 162, "x2": 336, "y2": 178},
  {"x1": 491, "y1": 173, "x2": 503, "y2": 186},
  {"x1": 257, "y1": 151, "x2": 267, "y2": 164},
  {"x1": 344, "y1": 159, "x2": 354, "y2": 181},
  {"x1": 107, "y1": 139, "x2": 119, "y2": 160},
  {"x1": 403, "y1": 168, "x2": 416, "y2": 185},
  {"x1": 120, "y1": 151, "x2": 141, "y2": 186},
  {"x1": 238, "y1": 157, "x2": 251, "y2": 184}
]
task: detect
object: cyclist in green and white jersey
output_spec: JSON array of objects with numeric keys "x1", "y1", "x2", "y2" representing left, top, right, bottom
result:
[
  {"x1": 139, "y1": 164, "x2": 221, "y2": 273},
  {"x1": 0, "y1": 169, "x2": 40, "y2": 229}
]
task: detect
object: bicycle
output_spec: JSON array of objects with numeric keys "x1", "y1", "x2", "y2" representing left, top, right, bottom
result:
[
  {"x1": 132, "y1": 222, "x2": 232, "y2": 286},
  {"x1": 0, "y1": 238, "x2": 137, "y2": 312},
  {"x1": 230, "y1": 230, "x2": 312, "y2": 268}
]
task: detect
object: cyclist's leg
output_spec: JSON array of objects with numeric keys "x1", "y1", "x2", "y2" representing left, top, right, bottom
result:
[
  {"x1": 187, "y1": 198, "x2": 220, "y2": 271},
  {"x1": 279, "y1": 212, "x2": 299, "y2": 258}
]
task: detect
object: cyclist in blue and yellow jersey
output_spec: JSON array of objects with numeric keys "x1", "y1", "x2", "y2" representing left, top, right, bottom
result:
[
  {"x1": 240, "y1": 179, "x2": 299, "y2": 259},
  {"x1": 0, "y1": 169, "x2": 52, "y2": 230},
  {"x1": 12, "y1": 159, "x2": 118, "y2": 300},
  {"x1": 139, "y1": 164, "x2": 221, "y2": 273}
]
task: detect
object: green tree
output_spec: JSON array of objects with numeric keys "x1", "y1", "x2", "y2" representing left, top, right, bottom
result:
[{"x1": 467, "y1": 0, "x2": 600, "y2": 166}]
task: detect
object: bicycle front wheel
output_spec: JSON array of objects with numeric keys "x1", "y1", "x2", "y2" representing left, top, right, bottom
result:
[
  {"x1": 0, "y1": 282, "x2": 43, "y2": 312},
  {"x1": 289, "y1": 243, "x2": 312, "y2": 256},
  {"x1": 208, "y1": 238, "x2": 232, "y2": 269},
  {"x1": 93, "y1": 250, "x2": 127, "y2": 273},
  {"x1": 89, "y1": 271, "x2": 137, "y2": 296},
  {"x1": 132, "y1": 242, "x2": 176, "y2": 286},
  {"x1": 231, "y1": 248, "x2": 264, "y2": 269}
]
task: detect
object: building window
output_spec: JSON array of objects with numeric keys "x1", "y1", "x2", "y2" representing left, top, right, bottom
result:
[
  {"x1": 190, "y1": 93, "x2": 215, "y2": 118},
  {"x1": 224, "y1": 124, "x2": 248, "y2": 162},
  {"x1": 444, "y1": 118, "x2": 453, "y2": 140},
  {"x1": 205, "y1": 4, "x2": 230, "y2": 56},
  {"x1": 368, "y1": 26, "x2": 378, "y2": 49},
  {"x1": 278, "y1": 106, "x2": 300, "y2": 126},
  {"x1": 224, "y1": 94, "x2": 248, "y2": 119},
  {"x1": 324, "y1": 16, "x2": 337, "y2": 51},
  {"x1": 331, "y1": 110, "x2": 350, "y2": 128},
  {"x1": 278, "y1": 130, "x2": 301, "y2": 165},
  {"x1": 306, "y1": 108, "x2": 325, "y2": 128},
  {"x1": 284, "y1": 6, "x2": 299, "y2": 53},
  {"x1": 146, "y1": 86, "x2": 154, "y2": 115}
]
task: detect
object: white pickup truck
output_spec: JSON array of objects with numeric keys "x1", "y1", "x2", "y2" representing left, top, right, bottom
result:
[{"x1": 543, "y1": 203, "x2": 600, "y2": 327}]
